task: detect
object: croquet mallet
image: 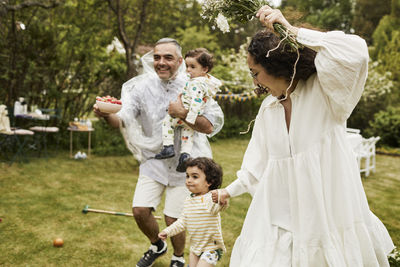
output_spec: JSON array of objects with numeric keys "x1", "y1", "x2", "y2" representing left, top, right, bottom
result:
[{"x1": 82, "y1": 205, "x2": 161, "y2": 220}]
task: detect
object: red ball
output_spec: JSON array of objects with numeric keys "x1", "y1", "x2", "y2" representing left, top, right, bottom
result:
[{"x1": 53, "y1": 238, "x2": 64, "y2": 247}]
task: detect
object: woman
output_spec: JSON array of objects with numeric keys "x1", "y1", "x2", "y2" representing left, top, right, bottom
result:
[{"x1": 216, "y1": 5, "x2": 394, "y2": 267}]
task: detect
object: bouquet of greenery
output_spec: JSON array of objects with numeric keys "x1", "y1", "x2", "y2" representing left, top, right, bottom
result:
[{"x1": 201, "y1": 0, "x2": 302, "y2": 51}]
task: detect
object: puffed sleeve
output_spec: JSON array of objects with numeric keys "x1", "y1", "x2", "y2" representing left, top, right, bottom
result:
[
  {"x1": 226, "y1": 101, "x2": 269, "y2": 197},
  {"x1": 296, "y1": 29, "x2": 369, "y2": 123}
]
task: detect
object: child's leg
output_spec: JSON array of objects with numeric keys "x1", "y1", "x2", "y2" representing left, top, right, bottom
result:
[
  {"x1": 162, "y1": 115, "x2": 178, "y2": 146},
  {"x1": 180, "y1": 125, "x2": 194, "y2": 154},
  {"x1": 197, "y1": 250, "x2": 220, "y2": 267},
  {"x1": 189, "y1": 252, "x2": 200, "y2": 267}
]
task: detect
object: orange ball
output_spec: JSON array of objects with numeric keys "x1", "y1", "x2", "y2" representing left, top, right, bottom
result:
[{"x1": 53, "y1": 238, "x2": 64, "y2": 247}]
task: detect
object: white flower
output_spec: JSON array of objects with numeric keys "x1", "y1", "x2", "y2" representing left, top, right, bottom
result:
[{"x1": 215, "y1": 13, "x2": 230, "y2": 33}]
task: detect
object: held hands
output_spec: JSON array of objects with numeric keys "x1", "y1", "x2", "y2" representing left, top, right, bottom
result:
[
  {"x1": 211, "y1": 189, "x2": 230, "y2": 206},
  {"x1": 158, "y1": 231, "x2": 168, "y2": 241},
  {"x1": 256, "y1": 5, "x2": 298, "y2": 36},
  {"x1": 168, "y1": 93, "x2": 188, "y2": 120}
]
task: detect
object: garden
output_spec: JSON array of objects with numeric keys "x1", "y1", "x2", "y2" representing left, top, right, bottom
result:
[{"x1": 1, "y1": 0, "x2": 400, "y2": 266}]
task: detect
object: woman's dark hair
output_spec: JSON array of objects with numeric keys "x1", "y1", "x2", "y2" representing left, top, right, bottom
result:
[
  {"x1": 248, "y1": 30, "x2": 317, "y2": 94},
  {"x1": 185, "y1": 48, "x2": 214, "y2": 72},
  {"x1": 185, "y1": 157, "x2": 223, "y2": 190}
]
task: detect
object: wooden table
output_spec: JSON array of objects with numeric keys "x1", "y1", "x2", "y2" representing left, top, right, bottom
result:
[{"x1": 67, "y1": 127, "x2": 94, "y2": 158}]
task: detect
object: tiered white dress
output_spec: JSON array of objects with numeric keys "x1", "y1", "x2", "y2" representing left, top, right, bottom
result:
[{"x1": 226, "y1": 28, "x2": 394, "y2": 266}]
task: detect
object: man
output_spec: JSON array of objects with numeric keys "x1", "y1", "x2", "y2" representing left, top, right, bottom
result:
[{"x1": 93, "y1": 38, "x2": 224, "y2": 267}]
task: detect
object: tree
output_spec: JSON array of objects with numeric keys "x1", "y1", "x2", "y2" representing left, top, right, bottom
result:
[
  {"x1": 283, "y1": 0, "x2": 353, "y2": 31},
  {"x1": 106, "y1": 0, "x2": 149, "y2": 79},
  {"x1": 352, "y1": 0, "x2": 391, "y2": 44}
]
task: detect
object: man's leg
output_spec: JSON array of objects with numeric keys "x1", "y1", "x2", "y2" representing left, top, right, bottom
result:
[
  {"x1": 133, "y1": 207, "x2": 159, "y2": 243},
  {"x1": 165, "y1": 184, "x2": 190, "y2": 267},
  {"x1": 164, "y1": 215, "x2": 185, "y2": 255},
  {"x1": 132, "y1": 175, "x2": 167, "y2": 267}
]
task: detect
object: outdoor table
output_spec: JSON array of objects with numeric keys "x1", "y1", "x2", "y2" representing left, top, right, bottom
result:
[{"x1": 67, "y1": 126, "x2": 94, "y2": 158}]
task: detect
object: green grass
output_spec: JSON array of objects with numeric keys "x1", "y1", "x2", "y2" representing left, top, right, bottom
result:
[{"x1": 0, "y1": 139, "x2": 399, "y2": 266}]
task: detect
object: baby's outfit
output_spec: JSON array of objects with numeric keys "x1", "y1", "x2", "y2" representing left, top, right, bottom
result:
[
  {"x1": 162, "y1": 74, "x2": 221, "y2": 153},
  {"x1": 161, "y1": 192, "x2": 226, "y2": 265}
]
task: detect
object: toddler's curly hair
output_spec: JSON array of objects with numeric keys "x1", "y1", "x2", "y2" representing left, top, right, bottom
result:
[
  {"x1": 185, "y1": 157, "x2": 223, "y2": 190},
  {"x1": 185, "y1": 48, "x2": 214, "y2": 73}
]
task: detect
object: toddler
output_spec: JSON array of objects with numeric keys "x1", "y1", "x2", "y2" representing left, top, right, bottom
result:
[
  {"x1": 158, "y1": 157, "x2": 227, "y2": 267},
  {"x1": 155, "y1": 48, "x2": 221, "y2": 172}
]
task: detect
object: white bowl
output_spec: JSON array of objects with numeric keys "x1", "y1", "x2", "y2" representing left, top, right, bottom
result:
[{"x1": 96, "y1": 100, "x2": 122, "y2": 113}]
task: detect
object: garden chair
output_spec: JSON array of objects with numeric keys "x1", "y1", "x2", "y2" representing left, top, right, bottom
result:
[
  {"x1": 0, "y1": 105, "x2": 35, "y2": 165},
  {"x1": 356, "y1": 136, "x2": 380, "y2": 177},
  {"x1": 28, "y1": 108, "x2": 61, "y2": 158}
]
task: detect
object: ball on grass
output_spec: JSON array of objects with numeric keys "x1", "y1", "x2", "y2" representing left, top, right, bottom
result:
[{"x1": 53, "y1": 238, "x2": 64, "y2": 247}]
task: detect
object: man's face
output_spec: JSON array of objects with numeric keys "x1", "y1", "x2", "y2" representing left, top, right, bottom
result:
[{"x1": 153, "y1": 43, "x2": 183, "y2": 80}]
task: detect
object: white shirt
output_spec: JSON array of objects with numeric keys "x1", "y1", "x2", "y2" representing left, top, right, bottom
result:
[
  {"x1": 227, "y1": 29, "x2": 394, "y2": 266},
  {"x1": 117, "y1": 72, "x2": 224, "y2": 186}
]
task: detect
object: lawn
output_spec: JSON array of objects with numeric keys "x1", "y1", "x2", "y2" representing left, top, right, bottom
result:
[{"x1": 0, "y1": 139, "x2": 399, "y2": 266}]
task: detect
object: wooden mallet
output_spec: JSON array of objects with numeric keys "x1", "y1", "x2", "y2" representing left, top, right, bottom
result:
[{"x1": 82, "y1": 205, "x2": 161, "y2": 220}]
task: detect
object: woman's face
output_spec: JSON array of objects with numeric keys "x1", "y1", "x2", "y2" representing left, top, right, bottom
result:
[{"x1": 247, "y1": 54, "x2": 288, "y2": 98}]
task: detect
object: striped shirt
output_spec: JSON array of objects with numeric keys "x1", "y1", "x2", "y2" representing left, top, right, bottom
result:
[{"x1": 162, "y1": 192, "x2": 226, "y2": 256}]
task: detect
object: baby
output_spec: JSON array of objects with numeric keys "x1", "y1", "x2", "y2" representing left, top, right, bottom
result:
[
  {"x1": 155, "y1": 48, "x2": 221, "y2": 172},
  {"x1": 159, "y1": 157, "x2": 227, "y2": 267}
]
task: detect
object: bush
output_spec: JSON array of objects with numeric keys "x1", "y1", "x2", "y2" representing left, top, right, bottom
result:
[
  {"x1": 367, "y1": 106, "x2": 400, "y2": 147},
  {"x1": 91, "y1": 119, "x2": 130, "y2": 156}
]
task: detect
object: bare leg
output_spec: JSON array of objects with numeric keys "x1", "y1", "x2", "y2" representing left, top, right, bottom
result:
[
  {"x1": 197, "y1": 260, "x2": 215, "y2": 267},
  {"x1": 165, "y1": 214, "x2": 186, "y2": 255},
  {"x1": 133, "y1": 207, "x2": 159, "y2": 243},
  {"x1": 189, "y1": 252, "x2": 200, "y2": 267}
]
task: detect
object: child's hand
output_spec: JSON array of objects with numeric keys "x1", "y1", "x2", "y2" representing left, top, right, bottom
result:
[
  {"x1": 211, "y1": 189, "x2": 230, "y2": 206},
  {"x1": 158, "y1": 231, "x2": 168, "y2": 241}
]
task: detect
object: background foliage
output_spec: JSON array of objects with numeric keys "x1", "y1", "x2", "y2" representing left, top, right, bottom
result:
[{"x1": 0, "y1": 0, "x2": 399, "y2": 148}]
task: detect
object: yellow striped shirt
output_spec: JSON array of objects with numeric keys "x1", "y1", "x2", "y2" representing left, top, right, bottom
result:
[{"x1": 162, "y1": 192, "x2": 226, "y2": 256}]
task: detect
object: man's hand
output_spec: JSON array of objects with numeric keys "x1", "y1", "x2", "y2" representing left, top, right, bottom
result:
[
  {"x1": 158, "y1": 231, "x2": 168, "y2": 241},
  {"x1": 93, "y1": 103, "x2": 121, "y2": 129},
  {"x1": 93, "y1": 103, "x2": 110, "y2": 118},
  {"x1": 168, "y1": 94, "x2": 213, "y2": 134},
  {"x1": 168, "y1": 93, "x2": 188, "y2": 120}
]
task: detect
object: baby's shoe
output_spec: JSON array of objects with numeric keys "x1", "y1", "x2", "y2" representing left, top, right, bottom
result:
[
  {"x1": 155, "y1": 145, "x2": 175, "y2": 159},
  {"x1": 176, "y1": 153, "x2": 190, "y2": 172}
]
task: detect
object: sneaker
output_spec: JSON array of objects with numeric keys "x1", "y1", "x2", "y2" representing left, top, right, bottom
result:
[
  {"x1": 136, "y1": 241, "x2": 167, "y2": 267},
  {"x1": 176, "y1": 153, "x2": 190, "y2": 172},
  {"x1": 170, "y1": 254, "x2": 185, "y2": 267},
  {"x1": 155, "y1": 145, "x2": 175, "y2": 159}
]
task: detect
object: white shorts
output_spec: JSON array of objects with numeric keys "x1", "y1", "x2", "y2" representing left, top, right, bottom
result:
[{"x1": 132, "y1": 175, "x2": 189, "y2": 219}]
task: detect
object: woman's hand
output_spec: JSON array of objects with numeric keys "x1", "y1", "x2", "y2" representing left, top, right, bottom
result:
[
  {"x1": 256, "y1": 5, "x2": 298, "y2": 36},
  {"x1": 158, "y1": 231, "x2": 167, "y2": 241},
  {"x1": 168, "y1": 93, "x2": 188, "y2": 120},
  {"x1": 211, "y1": 189, "x2": 230, "y2": 206}
]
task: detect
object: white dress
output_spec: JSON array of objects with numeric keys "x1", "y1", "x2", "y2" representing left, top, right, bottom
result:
[{"x1": 226, "y1": 28, "x2": 394, "y2": 267}]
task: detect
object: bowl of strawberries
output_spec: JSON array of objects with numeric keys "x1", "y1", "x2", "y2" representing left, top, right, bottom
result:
[{"x1": 96, "y1": 96, "x2": 122, "y2": 113}]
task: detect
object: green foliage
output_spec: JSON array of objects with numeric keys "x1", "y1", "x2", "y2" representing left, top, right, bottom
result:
[
  {"x1": 389, "y1": 247, "x2": 400, "y2": 267},
  {"x1": 348, "y1": 60, "x2": 394, "y2": 134},
  {"x1": 174, "y1": 24, "x2": 219, "y2": 54},
  {"x1": 367, "y1": 106, "x2": 400, "y2": 147},
  {"x1": 91, "y1": 119, "x2": 130, "y2": 156},
  {"x1": 372, "y1": 15, "x2": 400, "y2": 60},
  {"x1": 352, "y1": 0, "x2": 391, "y2": 44},
  {"x1": 284, "y1": 0, "x2": 353, "y2": 31}
]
